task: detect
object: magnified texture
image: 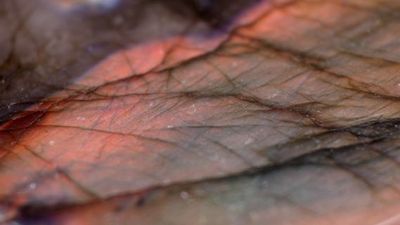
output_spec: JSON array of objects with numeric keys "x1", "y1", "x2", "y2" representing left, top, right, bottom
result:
[{"x1": 1, "y1": 0, "x2": 400, "y2": 224}]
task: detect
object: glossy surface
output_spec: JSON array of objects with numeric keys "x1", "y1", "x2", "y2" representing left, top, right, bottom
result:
[{"x1": 0, "y1": 0, "x2": 400, "y2": 224}]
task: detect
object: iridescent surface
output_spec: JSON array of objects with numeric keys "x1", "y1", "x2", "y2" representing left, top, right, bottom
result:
[{"x1": 0, "y1": 0, "x2": 400, "y2": 224}]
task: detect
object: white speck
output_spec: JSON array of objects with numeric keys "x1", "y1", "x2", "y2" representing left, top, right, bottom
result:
[
  {"x1": 270, "y1": 93, "x2": 278, "y2": 98},
  {"x1": 162, "y1": 179, "x2": 171, "y2": 185},
  {"x1": 191, "y1": 104, "x2": 197, "y2": 113},
  {"x1": 262, "y1": 180, "x2": 270, "y2": 187},
  {"x1": 149, "y1": 102, "x2": 155, "y2": 107},
  {"x1": 76, "y1": 116, "x2": 86, "y2": 121},
  {"x1": 28, "y1": 183, "x2": 37, "y2": 190},
  {"x1": 210, "y1": 154, "x2": 221, "y2": 161},
  {"x1": 180, "y1": 191, "x2": 190, "y2": 200},
  {"x1": 167, "y1": 125, "x2": 173, "y2": 129},
  {"x1": 113, "y1": 15, "x2": 124, "y2": 25},
  {"x1": 49, "y1": 140, "x2": 55, "y2": 146},
  {"x1": 244, "y1": 138, "x2": 254, "y2": 145},
  {"x1": 313, "y1": 138, "x2": 321, "y2": 145}
]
